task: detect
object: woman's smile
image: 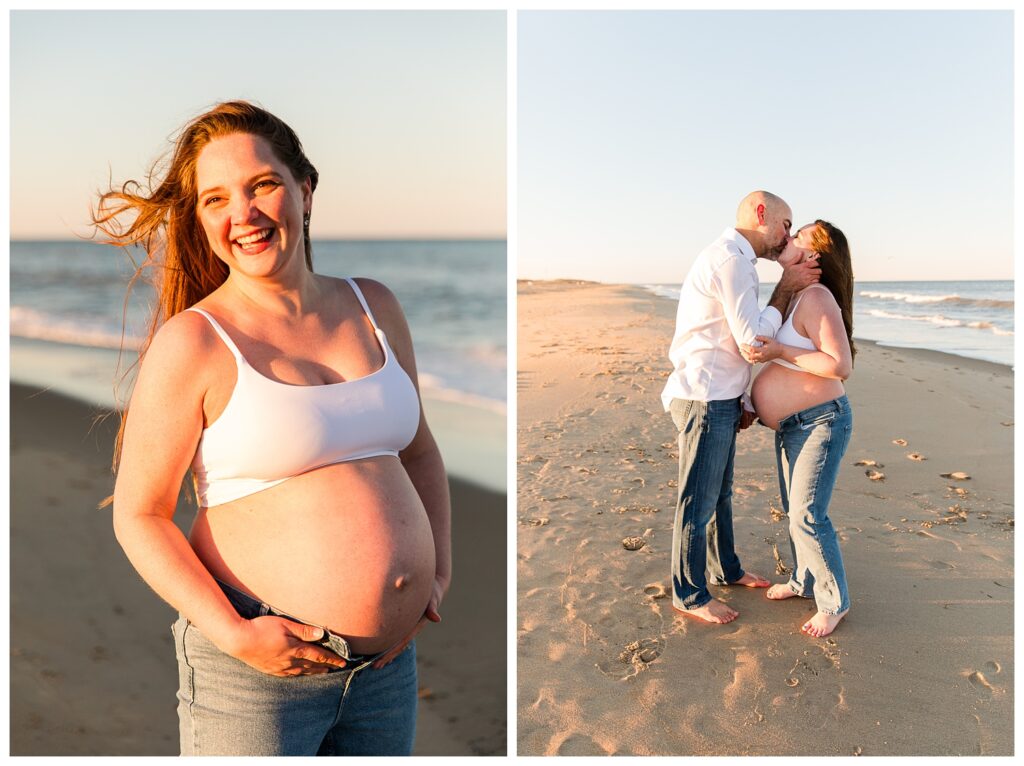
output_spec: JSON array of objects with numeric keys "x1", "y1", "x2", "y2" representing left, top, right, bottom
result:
[{"x1": 233, "y1": 227, "x2": 277, "y2": 254}]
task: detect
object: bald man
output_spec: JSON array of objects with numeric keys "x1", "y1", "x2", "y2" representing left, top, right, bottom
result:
[{"x1": 662, "y1": 191, "x2": 820, "y2": 624}]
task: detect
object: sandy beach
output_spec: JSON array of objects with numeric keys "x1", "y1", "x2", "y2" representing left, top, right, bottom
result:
[
  {"x1": 10, "y1": 383, "x2": 506, "y2": 756},
  {"x1": 517, "y1": 281, "x2": 1013, "y2": 756}
]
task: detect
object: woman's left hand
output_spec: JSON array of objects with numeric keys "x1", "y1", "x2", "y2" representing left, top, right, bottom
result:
[
  {"x1": 372, "y1": 577, "x2": 447, "y2": 669},
  {"x1": 741, "y1": 335, "x2": 783, "y2": 364}
]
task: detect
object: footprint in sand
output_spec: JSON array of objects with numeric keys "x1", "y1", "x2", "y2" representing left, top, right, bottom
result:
[
  {"x1": 619, "y1": 638, "x2": 661, "y2": 664},
  {"x1": 966, "y1": 670, "x2": 998, "y2": 695},
  {"x1": 613, "y1": 505, "x2": 660, "y2": 515},
  {"x1": 855, "y1": 459, "x2": 884, "y2": 468},
  {"x1": 893, "y1": 438, "x2": 908, "y2": 446},
  {"x1": 520, "y1": 517, "x2": 550, "y2": 527},
  {"x1": 554, "y1": 734, "x2": 609, "y2": 756},
  {"x1": 622, "y1": 537, "x2": 646, "y2": 551},
  {"x1": 518, "y1": 454, "x2": 546, "y2": 465},
  {"x1": 597, "y1": 638, "x2": 662, "y2": 679},
  {"x1": 865, "y1": 469, "x2": 886, "y2": 482},
  {"x1": 907, "y1": 452, "x2": 926, "y2": 461},
  {"x1": 643, "y1": 583, "x2": 668, "y2": 599},
  {"x1": 941, "y1": 472, "x2": 971, "y2": 481}
]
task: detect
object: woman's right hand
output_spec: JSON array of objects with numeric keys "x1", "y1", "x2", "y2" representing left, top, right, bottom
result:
[{"x1": 228, "y1": 616, "x2": 348, "y2": 677}]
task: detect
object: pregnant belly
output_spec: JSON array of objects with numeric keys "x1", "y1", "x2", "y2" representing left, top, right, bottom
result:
[
  {"x1": 190, "y1": 457, "x2": 436, "y2": 654},
  {"x1": 751, "y1": 363, "x2": 846, "y2": 431}
]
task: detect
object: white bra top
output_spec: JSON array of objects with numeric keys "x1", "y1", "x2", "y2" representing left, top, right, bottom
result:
[
  {"x1": 187, "y1": 278, "x2": 420, "y2": 508},
  {"x1": 771, "y1": 286, "x2": 822, "y2": 372}
]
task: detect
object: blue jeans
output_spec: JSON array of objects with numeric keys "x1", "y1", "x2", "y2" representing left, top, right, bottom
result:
[
  {"x1": 173, "y1": 581, "x2": 417, "y2": 756},
  {"x1": 670, "y1": 397, "x2": 746, "y2": 610},
  {"x1": 775, "y1": 396, "x2": 853, "y2": 615}
]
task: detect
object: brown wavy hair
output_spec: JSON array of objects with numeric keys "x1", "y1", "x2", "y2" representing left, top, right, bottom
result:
[
  {"x1": 805, "y1": 219, "x2": 856, "y2": 363},
  {"x1": 92, "y1": 100, "x2": 319, "y2": 495}
]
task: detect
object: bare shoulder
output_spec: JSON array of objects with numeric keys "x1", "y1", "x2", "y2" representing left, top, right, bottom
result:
[
  {"x1": 349, "y1": 276, "x2": 408, "y2": 328},
  {"x1": 797, "y1": 284, "x2": 840, "y2": 315},
  {"x1": 137, "y1": 310, "x2": 223, "y2": 387},
  {"x1": 351, "y1": 277, "x2": 402, "y2": 311}
]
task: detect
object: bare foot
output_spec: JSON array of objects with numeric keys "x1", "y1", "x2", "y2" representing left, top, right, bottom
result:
[
  {"x1": 673, "y1": 599, "x2": 738, "y2": 624},
  {"x1": 766, "y1": 584, "x2": 800, "y2": 600},
  {"x1": 802, "y1": 610, "x2": 848, "y2": 637},
  {"x1": 730, "y1": 572, "x2": 770, "y2": 588}
]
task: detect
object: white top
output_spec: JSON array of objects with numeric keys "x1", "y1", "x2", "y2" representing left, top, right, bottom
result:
[
  {"x1": 187, "y1": 278, "x2": 421, "y2": 508},
  {"x1": 771, "y1": 286, "x2": 824, "y2": 372},
  {"x1": 661, "y1": 228, "x2": 783, "y2": 411}
]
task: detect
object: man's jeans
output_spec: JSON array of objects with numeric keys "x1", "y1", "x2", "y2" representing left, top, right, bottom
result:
[
  {"x1": 670, "y1": 397, "x2": 746, "y2": 610},
  {"x1": 775, "y1": 395, "x2": 853, "y2": 615}
]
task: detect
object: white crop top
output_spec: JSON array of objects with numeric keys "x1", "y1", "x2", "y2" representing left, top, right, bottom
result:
[
  {"x1": 188, "y1": 278, "x2": 420, "y2": 507},
  {"x1": 771, "y1": 286, "x2": 822, "y2": 372}
]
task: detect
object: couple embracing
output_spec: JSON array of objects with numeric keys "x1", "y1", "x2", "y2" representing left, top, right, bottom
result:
[{"x1": 662, "y1": 191, "x2": 855, "y2": 638}]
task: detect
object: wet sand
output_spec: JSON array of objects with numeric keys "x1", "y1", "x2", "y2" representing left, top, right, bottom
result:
[
  {"x1": 10, "y1": 383, "x2": 505, "y2": 756},
  {"x1": 517, "y1": 281, "x2": 1013, "y2": 756}
]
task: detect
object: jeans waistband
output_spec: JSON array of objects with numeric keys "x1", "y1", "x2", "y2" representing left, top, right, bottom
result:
[
  {"x1": 214, "y1": 578, "x2": 379, "y2": 664},
  {"x1": 777, "y1": 395, "x2": 851, "y2": 431}
]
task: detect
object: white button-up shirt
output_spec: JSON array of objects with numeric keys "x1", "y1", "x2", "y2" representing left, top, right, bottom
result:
[{"x1": 660, "y1": 229, "x2": 783, "y2": 411}]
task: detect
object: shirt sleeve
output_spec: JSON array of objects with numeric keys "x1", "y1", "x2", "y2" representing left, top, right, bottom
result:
[{"x1": 712, "y1": 255, "x2": 783, "y2": 348}]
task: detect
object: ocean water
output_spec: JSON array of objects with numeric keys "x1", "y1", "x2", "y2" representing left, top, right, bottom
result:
[
  {"x1": 10, "y1": 239, "x2": 507, "y2": 491},
  {"x1": 644, "y1": 280, "x2": 1014, "y2": 368}
]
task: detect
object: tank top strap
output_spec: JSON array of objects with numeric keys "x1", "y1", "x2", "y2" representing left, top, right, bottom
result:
[
  {"x1": 788, "y1": 283, "x2": 830, "y2": 321},
  {"x1": 344, "y1": 277, "x2": 381, "y2": 331},
  {"x1": 185, "y1": 308, "x2": 245, "y2": 361}
]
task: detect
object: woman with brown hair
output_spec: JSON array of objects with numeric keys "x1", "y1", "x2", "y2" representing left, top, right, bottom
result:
[
  {"x1": 741, "y1": 220, "x2": 855, "y2": 638},
  {"x1": 95, "y1": 101, "x2": 450, "y2": 755}
]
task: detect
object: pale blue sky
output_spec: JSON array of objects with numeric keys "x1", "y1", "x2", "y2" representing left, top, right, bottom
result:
[
  {"x1": 518, "y1": 10, "x2": 1014, "y2": 283},
  {"x1": 10, "y1": 10, "x2": 506, "y2": 239}
]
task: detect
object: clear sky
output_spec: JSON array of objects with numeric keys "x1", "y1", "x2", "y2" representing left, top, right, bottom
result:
[
  {"x1": 518, "y1": 10, "x2": 1014, "y2": 283},
  {"x1": 10, "y1": 10, "x2": 506, "y2": 240}
]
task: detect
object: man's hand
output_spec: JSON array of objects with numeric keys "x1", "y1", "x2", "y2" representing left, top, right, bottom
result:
[
  {"x1": 779, "y1": 256, "x2": 821, "y2": 294},
  {"x1": 738, "y1": 408, "x2": 756, "y2": 432},
  {"x1": 769, "y1": 256, "x2": 820, "y2": 313}
]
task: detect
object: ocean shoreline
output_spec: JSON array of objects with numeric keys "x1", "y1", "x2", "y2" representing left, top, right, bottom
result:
[
  {"x1": 10, "y1": 336, "x2": 506, "y2": 493},
  {"x1": 633, "y1": 279, "x2": 1014, "y2": 369}
]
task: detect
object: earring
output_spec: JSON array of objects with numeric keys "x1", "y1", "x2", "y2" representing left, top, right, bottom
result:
[{"x1": 303, "y1": 212, "x2": 311, "y2": 227}]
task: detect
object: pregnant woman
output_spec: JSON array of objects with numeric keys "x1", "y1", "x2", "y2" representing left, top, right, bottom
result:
[
  {"x1": 742, "y1": 220, "x2": 854, "y2": 638},
  {"x1": 95, "y1": 101, "x2": 450, "y2": 755}
]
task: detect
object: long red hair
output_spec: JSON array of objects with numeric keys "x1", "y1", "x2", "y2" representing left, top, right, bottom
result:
[
  {"x1": 806, "y1": 219, "x2": 856, "y2": 363},
  {"x1": 92, "y1": 101, "x2": 318, "y2": 490}
]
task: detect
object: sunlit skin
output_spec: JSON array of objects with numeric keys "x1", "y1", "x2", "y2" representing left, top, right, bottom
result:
[
  {"x1": 191, "y1": 134, "x2": 441, "y2": 656},
  {"x1": 740, "y1": 223, "x2": 853, "y2": 638},
  {"x1": 112, "y1": 133, "x2": 450, "y2": 676}
]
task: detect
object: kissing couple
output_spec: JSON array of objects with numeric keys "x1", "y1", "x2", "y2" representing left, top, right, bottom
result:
[{"x1": 662, "y1": 191, "x2": 856, "y2": 638}]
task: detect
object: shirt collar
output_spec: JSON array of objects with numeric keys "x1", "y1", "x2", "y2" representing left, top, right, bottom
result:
[{"x1": 722, "y1": 228, "x2": 757, "y2": 265}]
